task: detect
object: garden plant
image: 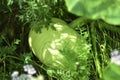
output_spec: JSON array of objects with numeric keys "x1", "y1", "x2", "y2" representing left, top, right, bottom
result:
[{"x1": 0, "y1": 0, "x2": 120, "y2": 80}]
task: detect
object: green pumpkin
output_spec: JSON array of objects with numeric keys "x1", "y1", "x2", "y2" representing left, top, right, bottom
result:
[{"x1": 28, "y1": 18, "x2": 90, "y2": 71}]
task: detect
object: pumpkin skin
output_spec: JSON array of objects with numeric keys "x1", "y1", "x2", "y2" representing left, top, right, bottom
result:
[{"x1": 28, "y1": 18, "x2": 88, "y2": 71}]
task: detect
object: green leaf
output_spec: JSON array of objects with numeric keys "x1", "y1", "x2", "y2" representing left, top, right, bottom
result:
[
  {"x1": 103, "y1": 63, "x2": 120, "y2": 80},
  {"x1": 65, "y1": 0, "x2": 120, "y2": 25},
  {"x1": 7, "y1": 0, "x2": 13, "y2": 6}
]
